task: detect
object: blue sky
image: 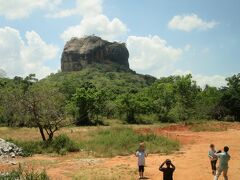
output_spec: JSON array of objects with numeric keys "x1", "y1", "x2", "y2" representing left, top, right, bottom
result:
[{"x1": 0, "y1": 0, "x2": 239, "y2": 87}]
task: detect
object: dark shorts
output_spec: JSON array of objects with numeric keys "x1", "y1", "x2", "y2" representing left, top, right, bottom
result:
[
  {"x1": 138, "y1": 165, "x2": 144, "y2": 172},
  {"x1": 211, "y1": 160, "x2": 217, "y2": 171}
]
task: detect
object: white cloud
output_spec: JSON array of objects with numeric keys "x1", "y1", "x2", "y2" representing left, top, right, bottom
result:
[
  {"x1": 48, "y1": 0, "x2": 102, "y2": 18},
  {"x1": 127, "y1": 35, "x2": 182, "y2": 76},
  {"x1": 168, "y1": 14, "x2": 218, "y2": 32},
  {"x1": 61, "y1": 14, "x2": 128, "y2": 41},
  {"x1": 0, "y1": 27, "x2": 59, "y2": 78},
  {"x1": 0, "y1": 0, "x2": 61, "y2": 19},
  {"x1": 194, "y1": 74, "x2": 226, "y2": 88},
  {"x1": 173, "y1": 70, "x2": 227, "y2": 88}
]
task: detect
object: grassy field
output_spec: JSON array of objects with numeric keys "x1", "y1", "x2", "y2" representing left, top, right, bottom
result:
[
  {"x1": 0, "y1": 124, "x2": 179, "y2": 157},
  {"x1": 186, "y1": 120, "x2": 234, "y2": 132},
  {"x1": 1, "y1": 120, "x2": 239, "y2": 158}
]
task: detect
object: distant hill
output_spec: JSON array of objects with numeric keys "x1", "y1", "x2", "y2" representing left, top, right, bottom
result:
[{"x1": 44, "y1": 63, "x2": 156, "y2": 97}]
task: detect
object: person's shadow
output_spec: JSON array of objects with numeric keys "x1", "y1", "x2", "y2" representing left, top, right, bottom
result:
[{"x1": 139, "y1": 177, "x2": 150, "y2": 179}]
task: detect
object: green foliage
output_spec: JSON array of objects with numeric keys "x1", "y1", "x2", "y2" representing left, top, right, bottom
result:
[
  {"x1": 79, "y1": 127, "x2": 179, "y2": 157},
  {"x1": 219, "y1": 73, "x2": 240, "y2": 121},
  {"x1": 8, "y1": 134, "x2": 79, "y2": 156},
  {"x1": 0, "y1": 74, "x2": 67, "y2": 141},
  {"x1": 146, "y1": 80, "x2": 176, "y2": 122},
  {"x1": 0, "y1": 164, "x2": 49, "y2": 180},
  {"x1": 67, "y1": 82, "x2": 106, "y2": 125},
  {"x1": 1, "y1": 65, "x2": 240, "y2": 128},
  {"x1": 195, "y1": 86, "x2": 222, "y2": 119},
  {"x1": 173, "y1": 74, "x2": 200, "y2": 120},
  {"x1": 51, "y1": 134, "x2": 79, "y2": 153}
]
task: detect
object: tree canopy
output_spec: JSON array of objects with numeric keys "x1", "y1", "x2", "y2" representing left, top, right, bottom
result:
[{"x1": 0, "y1": 65, "x2": 239, "y2": 141}]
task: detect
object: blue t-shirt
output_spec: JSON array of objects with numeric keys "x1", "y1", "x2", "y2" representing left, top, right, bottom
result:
[{"x1": 216, "y1": 152, "x2": 230, "y2": 169}]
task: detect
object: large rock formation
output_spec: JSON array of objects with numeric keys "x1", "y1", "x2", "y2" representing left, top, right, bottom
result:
[{"x1": 61, "y1": 36, "x2": 129, "y2": 72}]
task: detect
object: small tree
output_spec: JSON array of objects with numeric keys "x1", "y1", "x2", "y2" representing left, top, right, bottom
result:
[
  {"x1": 67, "y1": 82, "x2": 106, "y2": 125},
  {"x1": 23, "y1": 82, "x2": 67, "y2": 141},
  {"x1": 116, "y1": 90, "x2": 151, "y2": 123},
  {"x1": 195, "y1": 85, "x2": 222, "y2": 119},
  {"x1": 147, "y1": 82, "x2": 176, "y2": 121},
  {"x1": 171, "y1": 74, "x2": 200, "y2": 121}
]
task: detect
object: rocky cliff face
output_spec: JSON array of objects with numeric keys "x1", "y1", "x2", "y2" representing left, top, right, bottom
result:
[{"x1": 61, "y1": 36, "x2": 129, "y2": 72}]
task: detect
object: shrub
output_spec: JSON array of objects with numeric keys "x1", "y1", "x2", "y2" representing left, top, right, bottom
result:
[
  {"x1": 0, "y1": 164, "x2": 49, "y2": 180},
  {"x1": 7, "y1": 134, "x2": 79, "y2": 156},
  {"x1": 7, "y1": 139, "x2": 42, "y2": 157},
  {"x1": 52, "y1": 134, "x2": 79, "y2": 153}
]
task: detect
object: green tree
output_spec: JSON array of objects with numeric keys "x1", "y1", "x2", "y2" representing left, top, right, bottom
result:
[
  {"x1": 1, "y1": 75, "x2": 67, "y2": 141},
  {"x1": 195, "y1": 85, "x2": 222, "y2": 119},
  {"x1": 147, "y1": 81, "x2": 176, "y2": 122},
  {"x1": 116, "y1": 90, "x2": 151, "y2": 123},
  {"x1": 22, "y1": 81, "x2": 67, "y2": 141},
  {"x1": 170, "y1": 75, "x2": 200, "y2": 121},
  {"x1": 68, "y1": 82, "x2": 106, "y2": 125},
  {"x1": 0, "y1": 77, "x2": 26, "y2": 126},
  {"x1": 219, "y1": 73, "x2": 240, "y2": 121}
]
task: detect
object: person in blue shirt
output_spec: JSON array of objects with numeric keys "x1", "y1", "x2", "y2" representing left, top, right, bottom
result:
[{"x1": 214, "y1": 146, "x2": 231, "y2": 180}]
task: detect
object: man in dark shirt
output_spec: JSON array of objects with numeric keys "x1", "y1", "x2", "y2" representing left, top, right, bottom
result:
[{"x1": 159, "y1": 159, "x2": 175, "y2": 180}]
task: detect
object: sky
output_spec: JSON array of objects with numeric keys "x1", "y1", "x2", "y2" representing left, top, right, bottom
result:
[{"x1": 0, "y1": 0, "x2": 239, "y2": 87}]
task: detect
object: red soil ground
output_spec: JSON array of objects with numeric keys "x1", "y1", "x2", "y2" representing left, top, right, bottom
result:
[{"x1": 1, "y1": 124, "x2": 240, "y2": 180}]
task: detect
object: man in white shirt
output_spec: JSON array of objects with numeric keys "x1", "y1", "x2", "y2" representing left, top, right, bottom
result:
[{"x1": 214, "y1": 146, "x2": 231, "y2": 180}]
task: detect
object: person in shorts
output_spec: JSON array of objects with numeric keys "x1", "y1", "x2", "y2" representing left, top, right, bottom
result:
[
  {"x1": 214, "y1": 146, "x2": 230, "y2": 180},
  {"x1": 159, "y1": 159, "x2": 175, "y2": 180},
  {"x1": 136, "y1": 142, "x2": 147, "y2": 179}
]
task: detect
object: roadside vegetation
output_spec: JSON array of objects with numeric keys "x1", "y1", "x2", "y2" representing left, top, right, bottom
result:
[
  {"x1": 186, "y1": 120, "x2": 230, "y2": 132},
  {"x1": 7, "y1": 134, "x2": 79, "y2": 156},
  {"x1": 2, "y1": 126, "x2": 179, "y2": 157},
  {"x1": 0, "y1": 164, "x2": 49, "y2": 180},
  {"x1": 78, "y1": 127, "x2": 180, "y2": 157}
]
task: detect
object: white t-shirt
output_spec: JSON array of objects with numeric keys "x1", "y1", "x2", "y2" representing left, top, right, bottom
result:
[
  {"x1": 136, "y1": 150, "x2": 146, "y2": 166},
  {"x1": 208, "y1": 149, "x2": 217, "y2": 161}
]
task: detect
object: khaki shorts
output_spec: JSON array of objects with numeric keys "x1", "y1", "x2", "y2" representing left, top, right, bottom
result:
[{"x1": 216, "y1": 167, "x2": 228, "y2": 177}]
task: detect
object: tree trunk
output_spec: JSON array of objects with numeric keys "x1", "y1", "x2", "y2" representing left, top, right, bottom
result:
[
  {"x1": 127, "y1": 110, "x2": 135, "y2": 124},
  {"x1": 76, "y1": 113, "x2": 90, "y2": 126},
  {"x1": 38, "y1": 126, "x2": 46, "y2": 141},
  {"x1": 47, "y1": 132, "x2": 54, "y2": 141}
]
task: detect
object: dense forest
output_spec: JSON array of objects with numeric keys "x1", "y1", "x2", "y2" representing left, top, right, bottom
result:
[{"x1": 0, "y1": 64, "x2": 239, "y2": 141}]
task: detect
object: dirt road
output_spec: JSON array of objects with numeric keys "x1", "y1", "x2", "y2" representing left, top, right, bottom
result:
[
  {"x1": 1, "y1": 128, "x2": 240, "y2": 180},
  {"x1": 99, "y1": 129, "x2": 240, "y2": 180}
]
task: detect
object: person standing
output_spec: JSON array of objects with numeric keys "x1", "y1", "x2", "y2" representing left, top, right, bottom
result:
[
  {"x1": 136, "y1": 142, "x2": 147, "y2": 179},
  {"x1": 214, "y1": 146, "x2": 231, "y2": 180},
  {"x1": 159, "y1": 159, "x2": 175, "y2": 180},
  {"x1": 208, "y1": 144, "x2": 218, "y2": 175}
]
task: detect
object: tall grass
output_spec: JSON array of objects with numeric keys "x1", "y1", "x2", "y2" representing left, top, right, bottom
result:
[
  {"x1": 186, "y1": 120, "x2": 229, "y2": 132},
  {"x1": 79, "y1": 127, "x2": 180, "y2": 157},
  {"x1": 5, "y1": 127, "x2": 179, "y2": 157},
  {"x1": 7, "y1": 134, "x2": 79, "y2": 156}
]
